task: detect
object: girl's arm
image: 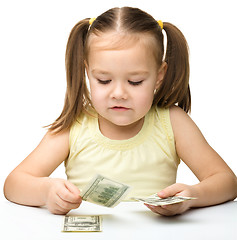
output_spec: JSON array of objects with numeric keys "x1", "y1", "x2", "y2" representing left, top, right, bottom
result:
[
  {"x1": 146, "y1": 106, "x2": 237, "y2": 216},
  {"x1": 4, "y1": 130, "x2": 82, "y2": 215}
]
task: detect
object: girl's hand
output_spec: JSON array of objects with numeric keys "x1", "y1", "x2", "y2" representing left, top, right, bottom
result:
[
  {"x1": 145, "y1": 183, "x2": 196, "y2": 216},
  {"x1": 45, "y1": 178, "x2": 82, "y2": 215}
]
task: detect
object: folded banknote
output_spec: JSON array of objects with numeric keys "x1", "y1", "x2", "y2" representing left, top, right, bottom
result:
[{"x1": 132, "y1": 194, "x2": 197, "y2": 206}]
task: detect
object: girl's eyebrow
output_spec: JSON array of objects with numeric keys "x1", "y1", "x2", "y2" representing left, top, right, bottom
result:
[
  {"x1": 128, "y1": 71, "x2": 149, "y2": 76},
  {"x1": 91, "y1": 69, "x2": 110, "y2": 75},
  {"x1": 91, "y1": 69, "x2": 149, "y2": 76}
]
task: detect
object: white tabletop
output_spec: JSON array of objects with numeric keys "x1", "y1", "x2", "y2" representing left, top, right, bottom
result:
[{"x1": 1, "y1": 199, "x2": 236, "y2": 240}]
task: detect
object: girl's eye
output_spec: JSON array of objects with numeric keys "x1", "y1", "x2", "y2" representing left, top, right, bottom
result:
[
  {"x1": 128, "y1": 80, "x2": 144, "y2": 86},
  {"x1": 97, "y1": 79, "x2": 111, "y2": 84}
]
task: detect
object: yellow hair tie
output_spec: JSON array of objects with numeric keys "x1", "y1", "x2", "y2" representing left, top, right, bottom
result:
[
  {"x1": 89, "y1": 17, "x2": 96, "y2": 26},
  {"x1": 157, "y1": 20, "x2": 163, "y2": 30}
]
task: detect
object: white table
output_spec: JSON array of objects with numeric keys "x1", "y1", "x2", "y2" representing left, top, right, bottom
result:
[{"x1": 1, "y1": 199, "x2": 236, "y2": 240}]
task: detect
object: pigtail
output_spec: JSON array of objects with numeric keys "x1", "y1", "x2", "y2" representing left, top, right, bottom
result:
[
  {"x1": 48, "y1": 19, "x2": 91, "y2": 132},
  {"x1": 154, "y1": 22, "x2": 191, "y2": 113}
]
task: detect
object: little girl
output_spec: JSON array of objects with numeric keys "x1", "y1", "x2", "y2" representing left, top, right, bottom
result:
[{"x1": 4, "y1": 7, "x2": 237, "y2": 216}]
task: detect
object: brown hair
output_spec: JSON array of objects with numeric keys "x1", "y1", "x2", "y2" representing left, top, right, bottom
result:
[{"x1": 48, "y1": 7, "x2": 190, "y2": 133}]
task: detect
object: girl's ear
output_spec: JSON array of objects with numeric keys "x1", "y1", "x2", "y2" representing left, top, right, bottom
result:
[{"x1": 155, "y1": 62, "x2": 167, "y2": 89}]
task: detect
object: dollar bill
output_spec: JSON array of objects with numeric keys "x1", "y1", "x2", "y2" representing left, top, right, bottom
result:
[
  {"x1": 81, "y1": 174, "x2": 131, "y2": 208},
  {"x1": 62, "y1": 215, "x2": 102, "y2": 232},
  {"x1": 132, "y1": 194, "x2": 197, "y2": 206}
]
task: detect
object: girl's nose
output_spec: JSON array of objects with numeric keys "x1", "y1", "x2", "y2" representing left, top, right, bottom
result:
[{"x1": 110, "y1": 82, "x2": 128, "y2": 100}]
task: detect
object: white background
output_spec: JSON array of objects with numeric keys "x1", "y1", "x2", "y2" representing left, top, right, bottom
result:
[{"x1": 0, "y1": 0, "x2": 236, "y2": 202}]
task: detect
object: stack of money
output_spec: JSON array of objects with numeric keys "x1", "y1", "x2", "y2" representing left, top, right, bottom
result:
[
  {"x1": 62, "y1": 216, "x2": 102, "y2": 232},
  {"x1": 80, "y1": 174, "x2": 131, "y2": 208},
  {"x1": 132, "y1": 194, "x2": 197, "y2": 206}
]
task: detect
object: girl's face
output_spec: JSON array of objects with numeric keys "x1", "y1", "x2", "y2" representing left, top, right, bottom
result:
[{"x1": 86, "y1": 32, "x2": 166, "y2": 136}]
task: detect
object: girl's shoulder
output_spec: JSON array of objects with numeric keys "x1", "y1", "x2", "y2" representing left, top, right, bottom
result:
[
  {"x1": 152, "y1": 106, "x2": 176, "y2": 145},
  {"x1": 169, "y1": 105, "x2": 206, "y2": 153},
  {"x1": 70, "y1": 108, "x2": 96, "y2": 130},
  {"x1": 169, "y1": 105, "x2": 193, "y2": 135},
  {"x1": 69, "y1": 109, "x2": 97, "y2": 146},
  {"x1": 169, "y1": 105, "x2": 194, "y2": 129},
  {"x1": 169, "y1": 105, "x2": 189, "y2": 120}
]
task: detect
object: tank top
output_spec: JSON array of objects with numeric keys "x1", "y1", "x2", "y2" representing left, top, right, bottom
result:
[{"x1": 65, "y1": 106, "x2": 180, "y2": 200}]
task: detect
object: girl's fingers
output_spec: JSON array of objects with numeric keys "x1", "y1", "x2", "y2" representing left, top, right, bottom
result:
[
  {"x1": 55, "y1": 193, "x2": 81, "y2": 211},
  {"x1": 58, "y1": 181, "x2": 82, "y2": 204},
  {"x1": 157, "y1": 183, "x2": 186, "y2": 198},
  {"x1": 64, "y1": 180, "x2": 81, "y2": 196},
  {"x1": 145, "y1": 201, "x2": 189, "y2": 216},
  {"x1": 145, "y1": 204, "x2": 175, "y2": 216}
]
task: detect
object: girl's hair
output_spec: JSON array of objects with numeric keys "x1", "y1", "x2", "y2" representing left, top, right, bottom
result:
[{"x1": 48, "y1": 7, "x2": 190, "y2": 133}]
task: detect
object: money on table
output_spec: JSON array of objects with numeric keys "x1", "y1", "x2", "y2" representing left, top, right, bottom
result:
[
  {"x1": 80, "y1": 174, "x2": 131, "y2": 208},
  {"x1": 62, "y1": 215, "x2": 102, "y2": 232},
  {"x1": 132, "y1": 194, "x2": 197, "y2": 206}
]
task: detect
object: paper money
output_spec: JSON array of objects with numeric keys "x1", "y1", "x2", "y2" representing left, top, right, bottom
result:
[
  {"x1": 132, "y1": 194, "x2": 197, "y2": 206},
  {"x1": 62, "y1": 215, "x2": 102, "y2": 232},
  {"x1": 81, "y1": 174, "x2": 131, "y2": 208}
]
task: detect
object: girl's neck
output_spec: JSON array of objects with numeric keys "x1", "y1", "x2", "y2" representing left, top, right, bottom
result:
[{"x1": 98, "y1": 115, "x2": 145, "y2": 140}]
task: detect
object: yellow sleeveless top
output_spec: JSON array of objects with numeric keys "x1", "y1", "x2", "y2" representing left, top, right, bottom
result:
[{"x1": 65, "y1": 106, "x2": 180, "y2": 200}]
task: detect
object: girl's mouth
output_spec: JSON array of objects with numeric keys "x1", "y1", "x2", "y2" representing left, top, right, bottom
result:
[{"x1": 111, "y1": 106, "x2": 130, "y2": 111}]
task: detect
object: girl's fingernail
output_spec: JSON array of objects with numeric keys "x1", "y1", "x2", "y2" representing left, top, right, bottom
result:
[{"x1": 158, "y1": 191, "x2": 165, "y2": 197}]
